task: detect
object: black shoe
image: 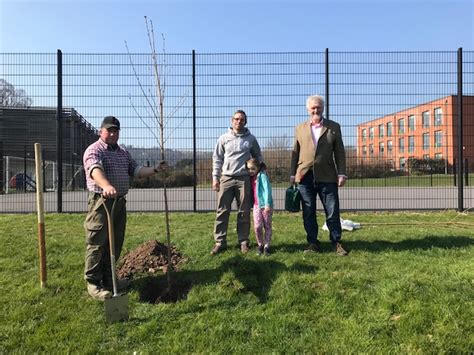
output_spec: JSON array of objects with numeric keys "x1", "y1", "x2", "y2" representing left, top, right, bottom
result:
[
  {"x1": 304, "y1": 242, "x2": 321, "y2": 253},
  {"x1": 334, "y1": 242, "x2": 349, "y2": 256},
  {"x1": 256, "y1": 245, "x2": 264, "y2": 256},
  {"x1": 263, "y1": 246, "x2": 271, "y2": 256}
]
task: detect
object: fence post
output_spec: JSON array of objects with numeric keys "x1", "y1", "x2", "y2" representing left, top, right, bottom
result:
[
  {"x1": 5, "y1": 156, "x2": 9, "y2": 194},
  {"x1": 192, "y1": 49, "x2": 197, "y2": 212},
  {"x1": 0, "y1": 141, "x2": 3, "y2": 193},
  {"x1": 465, "y1": 158, "x2": 469, "y2": 187},
  {"x1": 57, "y1": 49, "x2": 63, "y2": 213},
  {"x1": 325, "y1": 48, "x2": 329, "y2": 120},
  {"x1": 453, "y1": 159, "x2": 457, "y2": 186},
  {"x1": 457, "y1": 47, "x2": 463, "y2": 211},
  {"x1": 42, "y1": 154, "x2": 46, "y2": 192},
  {"x1": 23, "y1": 145, "x2": 27, "y2": 192}
]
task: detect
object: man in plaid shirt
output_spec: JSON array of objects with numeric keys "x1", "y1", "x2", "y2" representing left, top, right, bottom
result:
[{"x1": 83, "y1": 116, "x2": 167, "y2": 301}]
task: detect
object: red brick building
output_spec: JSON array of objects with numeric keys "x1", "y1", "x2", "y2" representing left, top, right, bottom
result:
[{"x1": 356, "y1": 95, "x2": 474, "y2": 171}]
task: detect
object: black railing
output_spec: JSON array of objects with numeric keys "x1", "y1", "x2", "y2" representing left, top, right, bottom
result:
[{"x1": 0, "y1": 49, "x2": 473, "y2": 213}]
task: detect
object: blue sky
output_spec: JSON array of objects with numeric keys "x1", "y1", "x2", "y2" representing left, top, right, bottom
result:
[
  {"x1": 1, "y1": 0, "x2": 473, "y2": 152},
  {"x1": 1, "y1": 0, "x2": 473, "y2": 53}
]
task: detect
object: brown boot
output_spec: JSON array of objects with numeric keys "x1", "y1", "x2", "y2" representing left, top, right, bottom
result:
[
  {"x1": 334, "y1": 242, "x2": 349, "y2": 256},
  {"x1": 87, "y1": 283, "x2": 112, "y2": 301},
  {"x1": 303, "y1": 241, "x2": 321, "y2": 253},
  {"x1": 210, "y1": 243, "x2": 226, "y2": 255}
]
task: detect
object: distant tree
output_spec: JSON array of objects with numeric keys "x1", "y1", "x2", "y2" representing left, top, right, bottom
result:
[
  {"x1": 265, "y1": 135, "x2": 291, "y2": 150},
  {"x1": 0, "y1": 79, "x2": 32, "y2": 107}
]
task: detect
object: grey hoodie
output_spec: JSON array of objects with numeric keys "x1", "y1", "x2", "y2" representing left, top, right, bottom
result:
[{"x1": 212, "y1": 127, "x2": 263, "y2": 181}]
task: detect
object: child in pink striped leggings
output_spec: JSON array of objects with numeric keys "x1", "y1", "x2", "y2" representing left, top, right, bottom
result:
[{"x1": 246, "y1": 158, "x2": 273, "y2": 256}]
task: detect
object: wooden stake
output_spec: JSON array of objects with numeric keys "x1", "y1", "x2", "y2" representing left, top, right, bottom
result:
[{"x1": 34, "y1": 143, "x2": 47, "y2": 288}]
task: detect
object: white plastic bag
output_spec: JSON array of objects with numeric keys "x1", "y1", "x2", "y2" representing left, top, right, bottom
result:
[{"x1": 322, "y1": 218, "x2": 361, "y2": 232}]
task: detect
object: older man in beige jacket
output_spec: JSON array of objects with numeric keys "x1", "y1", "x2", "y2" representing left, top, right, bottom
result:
[{"x1": 290, "y1": 95, "x2": 349, "y2": 256}]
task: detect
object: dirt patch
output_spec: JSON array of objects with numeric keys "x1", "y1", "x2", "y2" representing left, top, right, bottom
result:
[
  {"x1": 139, "y1": 277, "x2": 192, "y2": 304},
  {"x1": 117, "y1": 240, "x2": 187, "y2": 279}
]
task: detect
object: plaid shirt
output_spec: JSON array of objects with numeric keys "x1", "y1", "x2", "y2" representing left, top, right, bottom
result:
[{"x1": 83, "y1": 138, "x2": 141, "y2": 196}]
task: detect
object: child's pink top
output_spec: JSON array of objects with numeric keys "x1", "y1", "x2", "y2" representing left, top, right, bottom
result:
[{"x1": 251, "y1": 175, "x2": 258, "y2": 207}]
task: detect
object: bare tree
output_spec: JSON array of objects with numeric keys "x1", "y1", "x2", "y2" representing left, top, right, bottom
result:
[
  {"x1": 126, "y1": 17, "x2": 189, "y2": 289},
  {"x1": 0, "y1": 79, "x2": 32, "y2": 107}
]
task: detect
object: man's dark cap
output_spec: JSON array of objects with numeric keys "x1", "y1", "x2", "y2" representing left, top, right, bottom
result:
[{"x1": 101, "y1": 116, "x2": 120, "y2": 130}]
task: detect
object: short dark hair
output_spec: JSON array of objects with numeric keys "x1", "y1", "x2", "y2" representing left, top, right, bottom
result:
[{"x1": 232, "y1": 110, "x2": 247, "y2": 121}]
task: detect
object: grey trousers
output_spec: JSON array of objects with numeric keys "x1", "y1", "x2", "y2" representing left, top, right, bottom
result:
[
  {"x1": 213, "y1": 175, "x2": 251, "y2": 246},
  {"x1": 84, "y1": 193, "x2": 126, "y2": 286}
]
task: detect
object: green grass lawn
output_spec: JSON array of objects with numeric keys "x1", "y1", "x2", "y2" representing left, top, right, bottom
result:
[{"x1": 1, "y1": 211, "x2": 473, "y2": 353}]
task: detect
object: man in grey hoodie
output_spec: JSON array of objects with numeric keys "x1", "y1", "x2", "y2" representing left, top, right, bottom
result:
[{"x1": 211, "y1": 110, "x2": 263, "y2": 255}]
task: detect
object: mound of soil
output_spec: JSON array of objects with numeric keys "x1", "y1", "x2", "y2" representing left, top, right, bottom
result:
[{"x1": 117, "y1": 240, "x2": 187, "y2": 279}]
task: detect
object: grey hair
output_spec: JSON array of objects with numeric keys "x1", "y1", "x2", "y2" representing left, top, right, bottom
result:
[{"x1": 306, "y1": 95, "x2": 325, "y2": 108}]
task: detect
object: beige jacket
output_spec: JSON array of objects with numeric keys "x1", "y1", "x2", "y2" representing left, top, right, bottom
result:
[{"x1": 290, "y1": 119, "x2": 346, "y2": 183}]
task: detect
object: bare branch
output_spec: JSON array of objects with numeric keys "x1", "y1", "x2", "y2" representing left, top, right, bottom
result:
[
  {"x1": 124, "y1": 40, "x2": 160, "y2": 121},
  {"x1": 128, "y1": 95, "x2": 163, "y2": 150},
  {"x1": 162, "y1": 105, "x2": 192, "y2": 146}
]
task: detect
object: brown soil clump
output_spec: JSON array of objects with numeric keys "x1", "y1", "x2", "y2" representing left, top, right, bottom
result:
[{"x1": 117, "y1": 240, "x2": 187, "y2": 279}]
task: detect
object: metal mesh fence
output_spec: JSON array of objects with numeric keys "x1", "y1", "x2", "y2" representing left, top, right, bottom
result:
[{"x1": 1, "y1": 50, "x2": 473, "y2": 213}]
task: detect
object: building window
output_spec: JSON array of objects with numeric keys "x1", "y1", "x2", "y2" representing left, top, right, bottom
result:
[
  {"x1": 422, "y1": 111, "x2": 430, "y2": 128},
  {"x1": 378, "y1": 124, "x2": 384, "y2": 138},
  {"x1": 369, "y1": 144, "x2": 374, "y2": 155},
  {"x1": 398, "y1": 118, "x2": 405, "y2": 134},
  {"x1": 434, "y1": 130, "x2": 442, "y2": 147},
  {"x1": 387, "y1": 140, "x2": 393, "y2": 154},
  {"x1": 408, "y1": 136, "x2": 415, "y2": 153},
  {"x1": 434, "y1": 107, "x2": 442, "y2": 126},
  {"x1": 369, "y1": 127, "x2": 374, "y2": 139},
  {"x1": 399, "y1": 157, "x2": 406, "y2": 171},
  {"x1": 423, "y1": 133, "x2": 430, "y2": 150},
  {"x1": 423, "y1": 154, "x2": 430, "y2": 160},
  {"x1": 387, "y1": 121, "x2": 393, "y2": 137},
  {"x1": 399, "y1": 138, "x2": 405, "y2": 153},
  {"x1": 434, "y1": 153, "x2": 443, "y2": 160},
  {"x1": 379, "y1": 142, "x2": 384, "y2": 155},
  {"x1": 362, "y1": 145, "x2": 367, "y2": 155},
  {"x1": 362, "y1": 128, "x2": 367, "y2": 142},
  {"x1": 408, "y1": 115, "x2": 415, "y2": 131}
]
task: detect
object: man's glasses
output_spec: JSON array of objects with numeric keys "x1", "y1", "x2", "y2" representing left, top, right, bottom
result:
[{"x1": 233, "y1": 117, "x2": 246, "y2": 121}]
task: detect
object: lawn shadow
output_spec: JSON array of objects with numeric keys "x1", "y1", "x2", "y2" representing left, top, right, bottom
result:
[
  {"x1": 132, "y1": 255, "x2": 317, "y2": 305},
  {"x1": 271, "y1": 243, "x2": 306, "y2": 253},
  {"x1": 344, "y1": 235, "x2": 474, "y2": 252},
  {"x1": 273, "y1": 233, "x2": 474, "y2": 254}
]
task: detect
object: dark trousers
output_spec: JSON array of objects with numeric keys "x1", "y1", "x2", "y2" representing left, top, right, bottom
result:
[
  {"x1": 84, "y1": 193, "x2": 126, "y2": 286},
  {"x1": 298, "y1": 171, "x2": 342, "y2": 244}
]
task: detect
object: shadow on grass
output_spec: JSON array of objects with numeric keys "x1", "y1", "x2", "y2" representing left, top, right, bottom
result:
[
  {"x1": 276, "y1": 234, "x2": 474, "y2": 253},
  {"x1": 132, "y1": 256, "x2": 317, "y2": 305},
  {"x1": 345, "y1": 235, "x2": 474, "y2": 252}
]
